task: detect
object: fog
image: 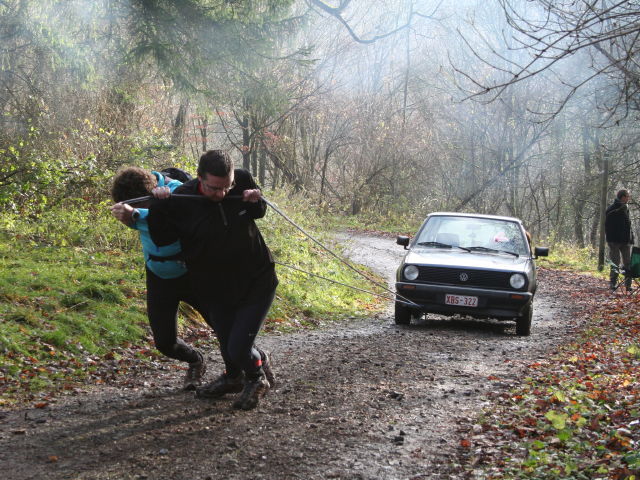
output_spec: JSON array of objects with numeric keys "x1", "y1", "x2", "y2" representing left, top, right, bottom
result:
[{"x1": 2, "y1": 0, "x2": 640, "y2": 247}]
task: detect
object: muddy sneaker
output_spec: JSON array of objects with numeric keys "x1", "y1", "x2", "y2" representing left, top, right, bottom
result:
[
  {"x1": 195, "y1": 372, "x2": 244, "y2": 399},
  {"x1": 232, "y1": 374, "x2": 270, "y2": 410},
  {"x1": 183, "y1": 351, "x2": 206, "y2": 391},
  {"x1": 257, "y1": 348, "x2": 276, "y2": 388}
]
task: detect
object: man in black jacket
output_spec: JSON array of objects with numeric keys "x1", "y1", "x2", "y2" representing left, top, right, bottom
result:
[
  {"x1": 605, "y1": 189, "x2": 634, "y2": 290},
  {"x1": 147, "y1": 150, "x2": 278, "y2": 410}
]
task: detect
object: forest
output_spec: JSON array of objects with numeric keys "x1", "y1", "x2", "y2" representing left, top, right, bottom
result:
[
  {"x1": 2, "y1": 0, "x2": 639, "y2": 251},
  {"x1": 2, "y1": 3, "x2": 640, "y2": 479}
]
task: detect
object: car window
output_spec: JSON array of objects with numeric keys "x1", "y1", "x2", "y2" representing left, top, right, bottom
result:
[{"x1": 415, "y1": 216, "x2": 530, "y2": 255}]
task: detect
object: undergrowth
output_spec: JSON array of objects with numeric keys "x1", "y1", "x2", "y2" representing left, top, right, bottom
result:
[{"x1": 537, "y1": 242, "x2": 607, "y2": 277}]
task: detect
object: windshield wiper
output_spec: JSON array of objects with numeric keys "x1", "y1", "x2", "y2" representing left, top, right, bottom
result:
[
  {"x1": 467, "y1": 246, "x2": 519, "y2": 257},
  {"x1": 418, "y1": 241, "x2": 451, "y2": 248},
  {"x1": 417, "y1": 241, "x2": 470, "y2": 252}
]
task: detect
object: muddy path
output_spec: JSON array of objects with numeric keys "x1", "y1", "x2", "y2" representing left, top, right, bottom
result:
[{"x1": 0, "y1": 232, "x2": 595, "y2": 480}]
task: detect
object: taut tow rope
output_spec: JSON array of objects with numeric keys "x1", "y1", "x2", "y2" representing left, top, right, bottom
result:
[{"x1": 262, "y1": 197, "x2": 421, "y2": 309}]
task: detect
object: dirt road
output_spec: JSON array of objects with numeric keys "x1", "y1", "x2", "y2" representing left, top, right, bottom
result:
[{"x1": 0, "y1": 233, "x2": 592, "y2": 480}]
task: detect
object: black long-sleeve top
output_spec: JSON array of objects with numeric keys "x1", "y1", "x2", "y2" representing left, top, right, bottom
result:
[
  {"x1": 605, "y1": 199, "x2": 634, "y2": 244},
  {"x1": 147, "y1": 168, "x2": 278, "y2": 306}
]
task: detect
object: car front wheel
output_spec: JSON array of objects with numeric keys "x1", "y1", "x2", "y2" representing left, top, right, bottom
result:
[
  {"x1": 394, "y1": 301, "x2": 411, "y2": 325},
  {"x1": 516, "y1": 304, "x2": 532, "y2": 336}
]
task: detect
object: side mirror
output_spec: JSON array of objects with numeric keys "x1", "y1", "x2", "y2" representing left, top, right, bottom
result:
[
  {"x1": 534, "y1": 246, "x2": 549, "y2": 258},
  {"x1": 397, "y1": 235, "x2": 410, "y2": 250}
]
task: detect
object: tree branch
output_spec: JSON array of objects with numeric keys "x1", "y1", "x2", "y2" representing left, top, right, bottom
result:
[{"x1": 306, "y1": 0, "x2": 442, "y2": 45}]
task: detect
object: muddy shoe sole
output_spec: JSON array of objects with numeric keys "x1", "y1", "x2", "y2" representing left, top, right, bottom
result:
[{"x1": 258, "y1": 349, "x2": 276, "y2": 389}]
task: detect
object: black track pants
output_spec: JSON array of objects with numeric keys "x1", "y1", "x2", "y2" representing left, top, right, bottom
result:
[
  {"x1": 207, "y1": 289, "x2": 276, "y2": 379},
  {"x1": 146, "y1": 268, "x2": 208, "y2": 364}
]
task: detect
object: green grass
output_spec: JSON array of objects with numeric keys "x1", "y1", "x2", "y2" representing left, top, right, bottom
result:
[
  {"x1": 0, "y1": 192, "x2": 386, "y2": 404},
  {"x1": 0, "y1": 233, "x2": 148, "y2": 399},
  {"x1": 536, "y1": 242, "x2": 607, "y2": 277}
]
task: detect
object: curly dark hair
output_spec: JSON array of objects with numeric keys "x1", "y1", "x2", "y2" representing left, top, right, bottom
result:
[{"x1": 110, "y1": 167, "x2": 157, "y2": 202}]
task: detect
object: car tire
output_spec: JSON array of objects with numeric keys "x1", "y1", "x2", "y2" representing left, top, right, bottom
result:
[
  {"x1": 516, "y1": 304, "x2": 532, "y2": 336},
  {"x1": 394, "y1": 301, "x2": 411, "y2": 325}
]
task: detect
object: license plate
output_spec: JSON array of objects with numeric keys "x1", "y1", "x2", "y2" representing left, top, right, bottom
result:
[{"x1": 445, "y1": 294, "x2": 478, "y2": 307}]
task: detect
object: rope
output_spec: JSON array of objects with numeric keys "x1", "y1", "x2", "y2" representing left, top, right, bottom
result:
[
  {"x1": 275, "y1": 261, "x2": 419, "y2": 306},
  {"x1": 262, "y1": 197, "x2": 421, "y2": 309},
  {"x1": 275, "y1": 261, "x2": 395, "y2": 302},
  {"x1": 123, "y1": 194, "x2": 244, "y2": 205}
]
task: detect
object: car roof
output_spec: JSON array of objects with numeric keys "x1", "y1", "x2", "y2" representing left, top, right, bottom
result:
[{"x1": 426, "y1": 212, "x2": 524, "y2": 224}]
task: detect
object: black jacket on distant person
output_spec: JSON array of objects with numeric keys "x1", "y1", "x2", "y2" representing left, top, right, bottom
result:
[
  {"x1": 147, "y1": 168, "x2": 278, "y2": 306},
  {"x1": 605, "y1": 198, "x2": 634, "y2": 244}
]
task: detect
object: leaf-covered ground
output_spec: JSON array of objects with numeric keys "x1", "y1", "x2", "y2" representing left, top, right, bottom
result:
[{"x1": 450, "y1": 269, "x2": 640, "y2": 479}]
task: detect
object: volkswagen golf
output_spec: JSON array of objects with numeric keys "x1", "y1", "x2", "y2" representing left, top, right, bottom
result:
[{"x1": 395, "y1": 212, "x2": 549, "y2": 335}]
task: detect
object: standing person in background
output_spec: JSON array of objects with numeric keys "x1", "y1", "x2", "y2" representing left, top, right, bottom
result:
[
  {"x1": 147, "y1": 150, "x2": 277, "y2": 411},
  {"x1": 605, "y1": 188, "x2": 634, "y2": 291},
  {"x1": 110, "y1": 167, "x2": 208, "y2": 390}
]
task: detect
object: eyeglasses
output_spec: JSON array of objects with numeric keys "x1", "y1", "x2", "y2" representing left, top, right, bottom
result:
[{"x1": 201, "y1": 180, "x2": 235, "y2": 193}]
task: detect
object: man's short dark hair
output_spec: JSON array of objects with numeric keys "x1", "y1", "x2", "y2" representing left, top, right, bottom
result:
[
  {"x1": 617, "y1": 189, "x2": 630, "y2": 200},
  {"x1": 111, "y1": 167, "x2": 157, "y2": 202},
  {"x1": 197, "y1": 150, "x2": 233, "y2": 178}
]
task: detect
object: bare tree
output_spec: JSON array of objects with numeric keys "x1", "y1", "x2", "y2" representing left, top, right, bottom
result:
[
  {"x1": 306, "y1": 0, "x2": 442, "y2": 44},
  {"x1": 455, "y1": 0, "x2": 640, "y2": 123}
]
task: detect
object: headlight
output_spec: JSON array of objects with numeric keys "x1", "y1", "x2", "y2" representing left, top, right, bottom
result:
[
  {"x1": 509, "y1": 273, "x2": 526, "y2": 289},
  {"x1": 404, "y1": 265, "x2": 419, "y2": 281}
]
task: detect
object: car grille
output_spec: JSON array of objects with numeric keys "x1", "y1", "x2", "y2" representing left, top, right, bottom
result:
[{"x1": 416, "y1": 266, "x2": 522, "y2": 290}]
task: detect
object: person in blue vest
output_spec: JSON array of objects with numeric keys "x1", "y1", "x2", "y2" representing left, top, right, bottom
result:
[{"x1": 110, "y1": 166, "x2": 208, "y2": 390}]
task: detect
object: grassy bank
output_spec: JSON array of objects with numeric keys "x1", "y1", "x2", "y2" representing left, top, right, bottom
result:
[{"x1": 0, "y1": 192, "x2": 385, "y2": 405}]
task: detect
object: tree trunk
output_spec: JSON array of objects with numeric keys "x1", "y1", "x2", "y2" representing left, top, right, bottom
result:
[
  {"x1": 241, "y1": 113, "x2": 250, "y2": 170},
  {"x1": 251, "y1": 142, "x2": 258, "y2": 177},
  {"x1": 597, "y1": 152, "x2": 609, "y2": 271},
  {"x1": 199, "y1": 116, "x2": 208, "y2": 152},
  {"x1": 259, "y1": 147, "x2": 266, "y2": 186},
  {"x1": 171, "y1": 101, "x2": 188, "y2": 147}
]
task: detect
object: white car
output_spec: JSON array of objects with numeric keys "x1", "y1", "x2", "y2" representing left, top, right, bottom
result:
[{"x1": 395, "y1": 212, "x2": 548, "y2": 336}]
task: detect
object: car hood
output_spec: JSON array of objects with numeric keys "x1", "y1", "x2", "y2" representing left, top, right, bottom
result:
[{"x1": 404, "y1": 248, "x2": 531, "y2": 273}]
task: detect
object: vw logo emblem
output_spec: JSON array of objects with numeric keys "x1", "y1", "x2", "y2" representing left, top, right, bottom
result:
[{"x1": 459, "y1": 273, "x2": 469, "y2": 282}]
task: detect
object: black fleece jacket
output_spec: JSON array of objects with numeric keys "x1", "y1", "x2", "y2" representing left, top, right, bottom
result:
[
  {"x1": 605, "y1": 198, "x2": 633, "y2": 244},
  {"x1": 147, "y1": 168, "x2": 277, "y2": 306}
]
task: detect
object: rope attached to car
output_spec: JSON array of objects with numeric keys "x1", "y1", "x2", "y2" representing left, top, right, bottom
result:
[{"x1": 262, "y1": 197, "x2": 421, "y2": 308}]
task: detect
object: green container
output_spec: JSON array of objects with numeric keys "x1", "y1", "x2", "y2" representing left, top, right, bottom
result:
[{"x1": 630, "y1": 246, "x2": 640, "y2": 277}]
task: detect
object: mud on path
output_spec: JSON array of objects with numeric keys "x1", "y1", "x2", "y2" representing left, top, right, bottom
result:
[{"x1": 0, "y1": 233, "x2": 600, "y2": 480}]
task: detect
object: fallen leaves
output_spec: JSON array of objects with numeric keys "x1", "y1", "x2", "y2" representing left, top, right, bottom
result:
[{"x1": 451, "y1": 269, "x2": 640, "y2": 479}]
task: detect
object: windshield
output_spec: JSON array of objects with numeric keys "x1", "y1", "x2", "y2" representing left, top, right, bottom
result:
[{"x1": 415, "y1": 216, "x2": 530, "y2": 256}]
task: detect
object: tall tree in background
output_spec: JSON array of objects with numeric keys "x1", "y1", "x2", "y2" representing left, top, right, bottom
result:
[{"x1": 0, "y1": 0, "x2": 302, "y2": 212}]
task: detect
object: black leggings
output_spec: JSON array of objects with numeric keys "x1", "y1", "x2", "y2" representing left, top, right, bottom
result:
[
  {"x1": 146, "y1": 268, "x2": 209, "y2": 364},
  {"x1": 207, "y1": 290, "x2": 276, "y2": 379}
]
